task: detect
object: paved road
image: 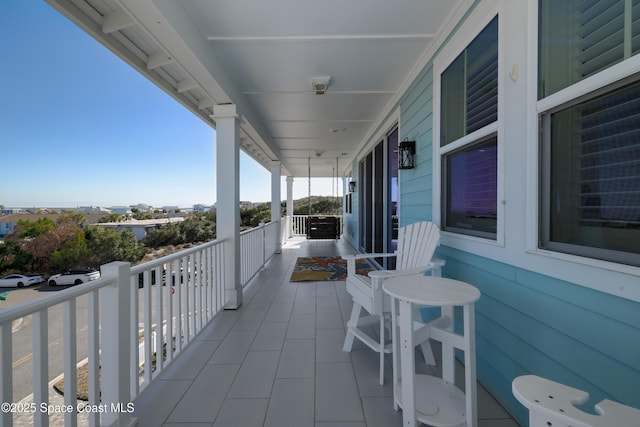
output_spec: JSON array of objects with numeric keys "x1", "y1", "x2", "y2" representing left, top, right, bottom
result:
[
  {"x1": 2, "y1": 281, "x2": 173, "y2": 403},
  {"x1": 1, "y1": 283, "x2": 90, "y2": 403}
]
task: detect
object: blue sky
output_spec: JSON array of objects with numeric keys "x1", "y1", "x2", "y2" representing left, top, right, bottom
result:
[{"x1": 1, "y1": 1, "x2": 336, "y2": 208}]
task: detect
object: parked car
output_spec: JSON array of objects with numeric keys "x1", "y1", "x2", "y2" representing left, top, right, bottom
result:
[
  {"x1": 48, "y1": 269, "x2": 100, "y2": 286},
  {"x1": 0, "y1": 273, "x2": 44, "y2": 288}
]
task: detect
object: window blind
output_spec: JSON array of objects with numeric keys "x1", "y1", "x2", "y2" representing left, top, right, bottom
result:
[
  {"x1": 466, "y1": 51, "x2": 498, "y2": 134},
  {"x1": 578, "y1": 80, "x2": 640, "y2": 228},
  {"x1": 577, "y1": 0, "x2": 625, "y2": 77}
]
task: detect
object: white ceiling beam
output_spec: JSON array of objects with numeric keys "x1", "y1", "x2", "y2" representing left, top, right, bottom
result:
[
  {"x1": 206, "y1": 34, "x2": 435, "y2": 42},
  {"x1": 146, "y1": 52, "x2": 173, "y2": 70},
  {"x1": 197, "y1": 98, "x2": 214, "y2": 110},
  {"x1": 102, "y1": 10, "x2": 135, "y2": 34},
  {"x1": 177, "y1": 78, "x2": 198, "y2": 93}
]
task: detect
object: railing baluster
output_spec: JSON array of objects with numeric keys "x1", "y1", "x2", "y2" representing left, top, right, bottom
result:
[
  {"x1": 1, "y1": 321, "x2": 12, "y2": 427},
  {"x1": 143, "y1": 270, "x2": 152, "y2": 385},
  {"x1": 154, "y1": 265, "x2": 164, "y2": 373},
  {"x1": 63, "y1": 298, "x2": 77, "y2": 427},
  {"x1": 129, "y1": 274, "x2": 139, "y2": 398},
  {"x1": 87, "y1": 291, "x2": 100, "y2": 427},
  {"x1": 165, "y1": 262, "x2": 174, "y2": 364},
  {"x1": 32, "y1": 308, "x2": 48, "y2": 427}
]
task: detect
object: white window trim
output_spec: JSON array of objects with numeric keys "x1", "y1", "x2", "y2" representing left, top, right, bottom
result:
[
  {"x1": 523, "y1": 0, "x2": 640, "y2": 302},
  {"x1": 433, "y1": 0, "x2": 505, "y2": 249}
]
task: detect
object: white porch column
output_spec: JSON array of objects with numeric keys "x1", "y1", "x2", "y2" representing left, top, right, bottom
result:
[
  {"x1": 213, "y1": 104, "x2": 242, "y2": 309},
  {"x1": 286, "y1": 176, "x2": 294, "y2": 238},
  {"x1": 271, "y1": 160, "x2": 282, "y2": 254}
]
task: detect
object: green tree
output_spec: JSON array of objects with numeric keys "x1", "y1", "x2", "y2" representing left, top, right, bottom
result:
[
  {"x1": 0, "y1": 240, "x2": 32, "y2": 274},
  {"x1": 98, "y1": 213, "x2": 127, "y2": 223},
  {"x1": 57, "y1": 211, "x2": 86, "y2": 226},
  {"x1": 16, "y1": 217, "x2": 56, "y2": 238},
  {"x1": 180, "y1": 213, "x2": 216, "y2": 243},
  {"x1": 114, "y1": 230, "x2": 147, "y2": 263},
  {"x1": 132, "y1": 211, "x2": 153, "y2": 220},
  {"x1": 85, "y1": 226, "x2": 147, "y2": 265},
  {"x1": 141, "y1": 224, "x2": 183, "y2": 248},
  {"x1": 50, "y1": 230, "x2": 91, "y2": 271}
]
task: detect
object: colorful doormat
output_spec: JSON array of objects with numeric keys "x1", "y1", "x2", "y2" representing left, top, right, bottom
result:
[{"x1": 290, "y1": 256, "x2": 374, "y2": 282}]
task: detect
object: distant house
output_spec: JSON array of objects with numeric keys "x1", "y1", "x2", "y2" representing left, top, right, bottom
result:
[
  {"x1": 192, "y1": 204, "x2": 212, "y2": 212},
  {"x1": 130, "y1": 204, "x2": 153, "y2": 213},
  {"x1": 93, "y1": 217, "x2": 184, "y2": 240},
  {"x1": 0, "y1": 208, "x2": 23, "y2": 215},
  {"x1": 0, "y1": 216, "x2": 16, "y2": 236},
  {"x1": 109, "y1": 206, "x2": 131, "y2": 214},
  {"x1": 76, "y1": 206, "x2": 112, "y2": 215}
]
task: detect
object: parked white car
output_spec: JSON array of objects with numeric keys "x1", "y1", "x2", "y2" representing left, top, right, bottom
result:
[
  {"x1": 0, "y1": 273, "x2": 44, "y2": 288},
  {"x1": 48, "y1": 269, "x2": 100, "y2": 286}
]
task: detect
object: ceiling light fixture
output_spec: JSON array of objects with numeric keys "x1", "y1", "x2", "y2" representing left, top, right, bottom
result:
[{"x1": 310, "y1": 76, "x2": 331, "y2": 95}]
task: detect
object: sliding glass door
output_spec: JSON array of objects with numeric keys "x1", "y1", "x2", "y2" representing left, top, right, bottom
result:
[{"x1": 359, "y1": 126, "x2": 399, "y2": 268}]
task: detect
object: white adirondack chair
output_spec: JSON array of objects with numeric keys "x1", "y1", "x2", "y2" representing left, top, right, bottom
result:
[
  {"x1": 342, "y1": 221, "x2": 443, "y2": 385},
  {"x1": 513, "y1": 375, "x2": 640, "y2": 427}
]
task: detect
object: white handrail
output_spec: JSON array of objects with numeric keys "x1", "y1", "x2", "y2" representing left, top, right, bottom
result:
[{"x1": 0, "y1": 238, "x2": 227, "y2": 427}]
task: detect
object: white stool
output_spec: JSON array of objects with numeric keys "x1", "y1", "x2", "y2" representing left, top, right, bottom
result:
[
  {"x1": 384, "y1": 275, "x2": 481, "y2": 427},
  {"x1": 513, "y1": 375, "x2": 640, "y2": 427}
]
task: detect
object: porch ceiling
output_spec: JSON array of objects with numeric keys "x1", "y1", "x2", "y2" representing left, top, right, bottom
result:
[{"x1": 46, "y1": 0, "x2": 465, "y2": 177}]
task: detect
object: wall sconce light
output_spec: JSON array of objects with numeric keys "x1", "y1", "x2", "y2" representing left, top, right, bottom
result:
[
  {"x1": 348, "y1": 181, "x2": 357, "y2": 193},
  {"x1": 398, "y1": 139, "x2": 416, "y2": 169}
]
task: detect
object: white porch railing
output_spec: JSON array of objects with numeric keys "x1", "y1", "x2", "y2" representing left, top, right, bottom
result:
[
  {"x1": 0, "y1": 220, "x2": 283, "y2": 427},
  {"x1": 239, "y1": 219, "x2": 282, "y2": 286}
]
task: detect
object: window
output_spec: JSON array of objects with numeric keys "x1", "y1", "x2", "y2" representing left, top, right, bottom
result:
[
  {"x1": 443, "y1": 135, "x2": 497, "y2": 238},
  {"x1": 440, "y1": 16, "x2": 499, "y2": 239},
  {"x1": 539, "y1": 0, "x2": 640, "y2": 266},
  {"x1": 539, "y1": 0, "x2": 640, "y2": 98}
]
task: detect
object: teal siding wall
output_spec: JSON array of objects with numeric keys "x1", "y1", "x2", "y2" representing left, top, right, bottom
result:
[
  {"x1": 344, "y1": 3, "x2": 640, "y2": 424},
  {"x1": 393, "y1": 25, "x2": 640, "y2": 427},
  {"x1": 436, "y1": 246, "x2": 640, "y2": 426},
  {"x1": 398, "y1": 64, "x2": 435, "y2": 226}
]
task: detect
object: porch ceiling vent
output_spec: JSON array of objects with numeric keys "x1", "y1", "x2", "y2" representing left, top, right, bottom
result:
[{"x1": 310, "y1": 76, "x2": 331, "y2": 95}]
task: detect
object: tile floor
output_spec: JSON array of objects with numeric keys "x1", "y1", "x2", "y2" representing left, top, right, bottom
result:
[{"x1": 132, "y1": 238, "x2": 520, "y2": 426}]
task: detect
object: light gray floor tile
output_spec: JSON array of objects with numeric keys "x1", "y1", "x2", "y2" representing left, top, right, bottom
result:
[
  {"x1": 361, "y1": 397, "x2": 403, "y2": 427},
  {"x1": 232, "y1": 307, "x2": 267, "y2": 331},
  {"x1": 315, "y1": 423, "x2": 366, "y2": 427},
  {"x1": 167, "y1": 364, "x2": 239, "y2": 423},
  {"x1": 264, "y1": 302, "x2": 293, "y2": 322},
  {"x1": 296, "y1": 283, "x2": 317, "y2": 298},
  {"x1": 251, "y1": 321, "x2": 288, "y2": 350},
  {"x1": 315, "y1": 363, "x2": 364, "y2": 422},
  {"x1": 195, "y1": 313, "x2": 239, "y2": 341},
  {"x1": 316, "y1": 329, "x2": 351, "y2": 363},
  {"x1": 212, "y1": 399, "x2": 269, "y2": 427},
  {"x1": 228, "y1": 350, "x2": 280, "y2": 398},
  {"x1": 162, "y1": 339, "x2": 221, "y2": 380},
  {"x1": 350, "y1": 349, "x2": 394, "y2": 397},
  {"x1": 208, "y1": 330, "x2": 256, "y2": 364},
  {"x1": 264, "y1": 378, "x2": 315, "y2": 427},
  {"x1": 287, "y1": 313, "x2": 316, "y2": 339},
  {"x1": 133, "y1": 379, "x2": 192, "y2": 427},
  {"x1": 317, "y1": 294, "x2": 340, "y2": 308},
  {"x1": 293, "y1": 297, "x2": 317, "y2": 314},
  {"x1": 316, "y1": 306, "x2": 345, "y2": 330},
  {"x1": 479, "y1": 419, "x2": 521, "y2": 427},
  {"x1": 277, "y1": 339, "x2": 315, "y2": 378}
]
